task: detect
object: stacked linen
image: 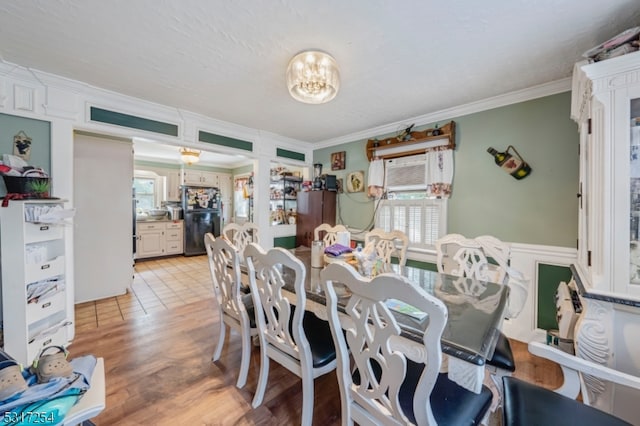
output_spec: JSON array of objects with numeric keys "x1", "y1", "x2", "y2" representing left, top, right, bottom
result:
[{"x1": 323, "y1": 243, "x2": 354, "y2": 265}]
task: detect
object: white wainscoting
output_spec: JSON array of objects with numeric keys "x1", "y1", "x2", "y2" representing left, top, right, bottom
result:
[{"x1": 505, "y1": 243, "x2": 577, "y2": 342}]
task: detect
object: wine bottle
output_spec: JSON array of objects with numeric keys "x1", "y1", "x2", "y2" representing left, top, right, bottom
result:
[
  {"x1": 487, "y1": 147, "x2": 507, "y2": 165},
  {"x1": 487, "y1": 147, "x2": 532, "y2": 180}
]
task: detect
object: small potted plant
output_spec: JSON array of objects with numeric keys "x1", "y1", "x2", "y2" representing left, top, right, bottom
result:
[{"x1": 27, "y1": 179, "x2": 50, "y2": 198}]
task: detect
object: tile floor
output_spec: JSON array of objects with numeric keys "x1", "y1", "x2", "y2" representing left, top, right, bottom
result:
[{"x1": 75, "y1": 255, "x2": 214, "y2": 331}]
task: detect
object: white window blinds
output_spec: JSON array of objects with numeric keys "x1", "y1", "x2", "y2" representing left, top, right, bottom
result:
[{"x1": 376, "y1": 198, "x2": 446, "y2": 250}]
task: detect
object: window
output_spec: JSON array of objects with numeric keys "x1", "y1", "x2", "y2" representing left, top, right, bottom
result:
[
  {"x1": 233, "y1": 175, "x2": 251, "y2": 221},
  {"x1": 375, "y1": 192, "x2": 447, "y2": 251},
  {"x1": 133, "y1": 170, "x2": 165, "y2": 213},
  {"x1": 133, "y1": 177, "x2": 156, "y2": 212}
]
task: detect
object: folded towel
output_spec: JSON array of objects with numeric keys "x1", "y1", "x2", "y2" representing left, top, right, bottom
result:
[{"x1": 324, "y1": 243, "x2": 353, "y2": 257}]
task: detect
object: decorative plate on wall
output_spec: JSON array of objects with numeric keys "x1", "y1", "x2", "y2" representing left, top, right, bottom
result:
[{"x1": 346, "y1": 170, "x2": 364, "y2": 193}]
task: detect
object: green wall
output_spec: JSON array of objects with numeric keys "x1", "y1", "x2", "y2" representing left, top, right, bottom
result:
[
  {"x1": 232, "y1": 164, "x2": 253, "y2": 175},
  {"x1": 313, "y1": 139, "x2": 373, "y2": 233},
  {"x1": 134, "y1": 160, "x2": 181, "y2": 170},
  {"x1": 0, "y1": 113, "x2": 51, "y2": 197},
  {"x1": 314, "y1": 92, "x2": 579, "y2": 248},
  {"x1": 537, "y1": 264, "x2": 573, "y2": 330}
]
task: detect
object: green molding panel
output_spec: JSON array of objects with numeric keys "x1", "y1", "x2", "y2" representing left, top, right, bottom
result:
[
  {"x1": 276, "y1": 148, "x2": 305, "y2": 162},
  {"x1": 406, "y1": 259, "x2": 437, "y2": 271},
  {"x1": 90, "y1": 107, "x2": 178, "y2": 137},
  {"x1": 537, "y1": 263, "x2": 572, "y2": 330},
  {"x1": 274, "y1": 236, "x2": 297, "y2": 249},
  {"x1": 198, "y1": 130, "x2": 253, "y2": 152}
]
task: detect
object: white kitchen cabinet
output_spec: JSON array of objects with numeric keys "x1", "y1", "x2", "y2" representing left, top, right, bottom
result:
[
  {"x1": 0, "y1": 200, "x2": 73, "y2": 366},
  {"x1": 181, "y1": 170, "x2": 232, "y2": 190},
  {"x1": 136, "y1": 222, "x2": 165, "y2": 258},
  {"x1": 165, "y1": 222, "x2": 184, "y2": 255},
  {"x1": 166, "y1": 169, "x2": 182, "y2": 201},
  {"x1": 182, "y1": 170, "x2": 218, "y2": 186},
  {"x1": 136, "y1": 220, "x2": 183, "y2": 259}
]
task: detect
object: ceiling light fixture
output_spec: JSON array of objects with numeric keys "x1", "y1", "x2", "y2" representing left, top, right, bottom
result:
[
  {"x1": 180, "y1": 147, "x2": 200, "y2": 165},
  {"x1": 286, "y1": 50, "x2": 340, "y2": 104}
]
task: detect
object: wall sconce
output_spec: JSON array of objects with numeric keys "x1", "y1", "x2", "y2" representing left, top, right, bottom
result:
[{"x1": 487, "y1": 146, "x2": 532, "y2": 179}]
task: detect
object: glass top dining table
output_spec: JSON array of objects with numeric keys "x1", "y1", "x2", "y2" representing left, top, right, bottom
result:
[{"x1": 286, "y1": 247, "x2": 510, "y2": 368}]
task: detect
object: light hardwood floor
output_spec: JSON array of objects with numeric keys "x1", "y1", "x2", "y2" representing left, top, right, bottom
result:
[{"x1": 71, "y1": 255, "x2": 562, "y2": 425}]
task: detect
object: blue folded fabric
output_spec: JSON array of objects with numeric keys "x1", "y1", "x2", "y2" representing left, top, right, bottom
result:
[
  {"x1": 324, "y1": 243, "x2": 352, "y2": 257},
  {"x1": 0, "y1": 355, "x2": 96, "y2": 414}
]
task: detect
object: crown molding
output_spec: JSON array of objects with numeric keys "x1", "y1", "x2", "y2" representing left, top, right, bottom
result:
[{"x1": 315, "y1": 78, "x2": 572, "y2": 149}]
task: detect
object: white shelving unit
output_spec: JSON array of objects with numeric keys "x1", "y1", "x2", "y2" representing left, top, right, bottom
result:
[{"x1": 0, "y1": 200, "x2": 73, "y2": 366}]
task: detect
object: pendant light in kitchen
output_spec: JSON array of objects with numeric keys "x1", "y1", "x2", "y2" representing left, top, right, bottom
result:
[{"x1": 180, "y1": 147, "x2": 200, "y2": 165}]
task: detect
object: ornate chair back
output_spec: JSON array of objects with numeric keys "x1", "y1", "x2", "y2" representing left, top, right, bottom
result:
[
  {"x1": 313, "y1": 223, "x2": 347, "y2": 246},
  {"x1": 204, "y1": 232, "x2": 256, "y2": 388},
  {"x1": 322, "y1": 262, "x2": 452, "y2": 425},
  {"x1": 223, "y1": 222, "x2": 259, "y2": 252},
  {"x1": 364, "y1": 228, "x2": 409, "y2": 272},
  {"x1": 244, "y1": 243, "x2": 336, "y2": 425}
]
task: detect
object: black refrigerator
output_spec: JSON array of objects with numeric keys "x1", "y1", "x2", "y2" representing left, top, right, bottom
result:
[{"x1": 181, "y1": 186, "x2": 221, "y2": 256}]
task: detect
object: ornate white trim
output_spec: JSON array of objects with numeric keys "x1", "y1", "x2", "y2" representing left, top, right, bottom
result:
[
  {"x1": 13, "y1": 85, "x2": 34, "y2": 112},
  {"x1": 575, "y1": 297, "x2": 614, "y2": 412}
]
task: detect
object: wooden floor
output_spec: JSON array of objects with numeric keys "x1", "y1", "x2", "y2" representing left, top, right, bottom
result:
[{"x1": 71, "y1": 255, "x2": 563, "y2": 425}]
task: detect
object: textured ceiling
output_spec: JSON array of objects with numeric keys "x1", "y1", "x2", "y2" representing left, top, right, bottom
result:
[{"x1": 1, "y1": 0, "x2": 639, "y2": 147}]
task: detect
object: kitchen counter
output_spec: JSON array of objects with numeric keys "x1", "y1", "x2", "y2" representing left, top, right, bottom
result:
[{"x1": 136, "y1": 218, "x2": 183, "y2": 223}]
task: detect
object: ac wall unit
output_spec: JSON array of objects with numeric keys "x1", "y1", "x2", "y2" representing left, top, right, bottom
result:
[{"x1": 385, "y1": 154, "x2": 428, "y2": 191}]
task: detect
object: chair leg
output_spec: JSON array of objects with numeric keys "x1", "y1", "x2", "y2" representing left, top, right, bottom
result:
[
  {"x1": 486, "y1": 368, "x2": 510, "y2": 413},
  {"x1": 236, "y1": 327, "x2": 252, "y2": 389},
  {"x1": 300, "y1": 371, "x2": 314, "y2": 426},
  {"x1": 251, "y1": 344, "x2": 269, "y2": 408},
  {"x1": 212, "y1": 321, "x2": 226, "y2": 362}
]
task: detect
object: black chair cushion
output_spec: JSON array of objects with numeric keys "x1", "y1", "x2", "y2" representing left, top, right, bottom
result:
[
  {"x1": 354, "y1": 359, "x2": 492, "y2": 425},
  {"x1": 405, "y1": 361, "x2": 493, "y2": 425},
  {"x1": 240, "y1": 293, "x2": 257, "y2": 329},
  {"x1": 485, "y1": 332, "x2": 516, "y2": 372},
  {"x1": 502, "y1": 376, "x2": 632, "y2": 426},
  {"x1": 289, "y1": 305, "x2": 336, "y2": 368}
]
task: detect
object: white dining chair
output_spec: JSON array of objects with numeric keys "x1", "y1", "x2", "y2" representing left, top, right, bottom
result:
[
  {"x1": 313, "y1": 223, "x2": 347, "y2": 246},
  {"x1": 222, "y1": 222, "x2": 260, "y2": 258},
  {"x1": 321, "y1": 261, "x2": 493, "y2": 425},
  {"x1": 475, "y1": 234, "x2": 529, "y2": 318},
  {"x1": 435, "y1": 233, "x2": 528, "y2": 412},
  {"x1": 244, "y1": 243, "x2": 337, "y2": 426},
  {"x1": 364, "y1": 228, "x2": 409, "y2": 272},
  {"x1": 502, "y1": 341, "x2": 640, "y2": 426},
  {"x1": 204, "y1": 233, "x2": 257, "y2": 389}
]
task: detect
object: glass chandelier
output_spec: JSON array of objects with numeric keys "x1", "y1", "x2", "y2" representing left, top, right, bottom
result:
[{"x1": 286, "y1": 50, "x2": 340, "y2": 104}]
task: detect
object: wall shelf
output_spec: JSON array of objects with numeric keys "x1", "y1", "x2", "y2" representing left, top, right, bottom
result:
[{"x1": 366, "y1": 121, "x2": 456, "y2": 161}]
